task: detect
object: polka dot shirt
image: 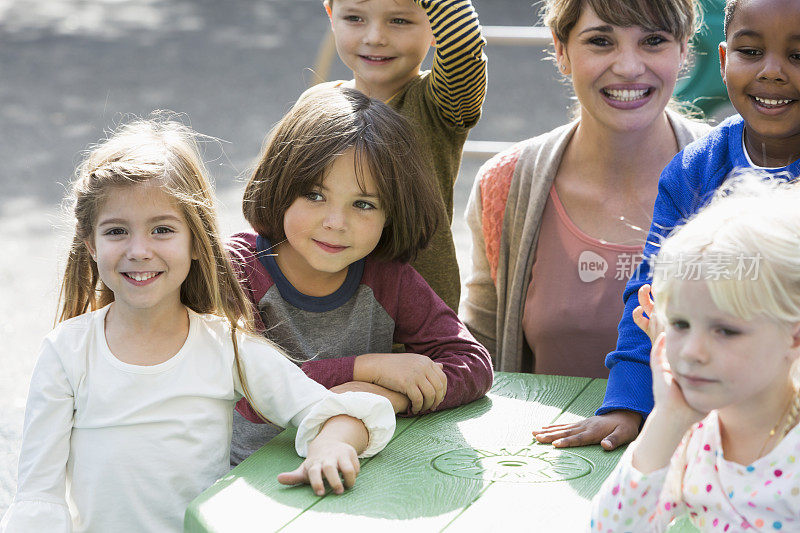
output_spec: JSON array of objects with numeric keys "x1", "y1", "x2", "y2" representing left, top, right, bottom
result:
[{"x1": 590, "y1": 411, "x2": 800, "y2": 532}]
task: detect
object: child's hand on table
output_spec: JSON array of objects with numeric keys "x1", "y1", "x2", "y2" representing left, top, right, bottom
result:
[
  {"x1": 533, "y1": 283, "x2": 663, "y2": 451},
  {"x1": 277, "y1": 414, "x2": 368, "y2": 495},
  {"x1": 532, "y1": 410, "x2": 642, "y2": 451},
  {"x1": 354, "y1": 353, "x2": 447, "y2": 414}
]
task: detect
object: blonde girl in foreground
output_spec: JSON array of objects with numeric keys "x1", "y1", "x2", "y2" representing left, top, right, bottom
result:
[
  {"x1": 0, "y1": 118, "x2": 394, "y2": 532},
  {"x1": 591, "y1": 176, "x2": 800, "y2": 532}
]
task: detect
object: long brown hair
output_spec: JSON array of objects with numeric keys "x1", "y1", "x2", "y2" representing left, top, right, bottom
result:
[
  {"x1": 243, "y1": 86, "x2": 442, "y2": 263},
  {"x1": 59, "y1": 116, "x2": 270, "y2": 418}
]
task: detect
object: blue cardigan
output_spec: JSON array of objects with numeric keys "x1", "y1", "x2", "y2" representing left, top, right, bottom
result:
[{"x1": 600, "y1": 114, "x2": 800, "y2": 416}]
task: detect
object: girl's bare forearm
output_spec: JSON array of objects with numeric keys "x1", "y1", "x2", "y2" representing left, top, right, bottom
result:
[
  {"x1": 313, "y1": 414, "x2": 369, "y2": 455},
  {"x1": 631, "y1": 408, "x2": 689, "y2": 473}
]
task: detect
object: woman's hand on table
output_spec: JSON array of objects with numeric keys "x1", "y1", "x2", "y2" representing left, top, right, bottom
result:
[
  {"x1": 277, "y1": 415, "x2": 367, "y2": 495},
  {"x1": 532, "y1": 410, "x2": 642, "y2": 450}
]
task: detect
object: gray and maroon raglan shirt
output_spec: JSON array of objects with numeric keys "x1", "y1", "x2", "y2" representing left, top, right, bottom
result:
[{"x1": 227, "y1": 232, "x2": 493, "y2": 464}]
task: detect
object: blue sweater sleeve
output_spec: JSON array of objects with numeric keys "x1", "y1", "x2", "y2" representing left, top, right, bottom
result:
[
  {"x1": 598, "y1": 156, "x2": 687, "y2": 416},
  {"x1": 598, "y1": 116, "x2": 746, "y2": 416}
]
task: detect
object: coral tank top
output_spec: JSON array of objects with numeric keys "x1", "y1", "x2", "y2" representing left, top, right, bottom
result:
[{"x1": 522, "y1": 186, "x2": 644, "y2": 378}]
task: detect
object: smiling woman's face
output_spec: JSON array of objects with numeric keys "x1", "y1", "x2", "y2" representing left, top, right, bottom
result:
[{"x1": 554, "y1": 4, "x2": 687, "y2": 134}]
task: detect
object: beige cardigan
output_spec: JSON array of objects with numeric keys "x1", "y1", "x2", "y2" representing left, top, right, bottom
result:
[{"x1": 463, "y1": 111, "x2": 711, "y2": 372}]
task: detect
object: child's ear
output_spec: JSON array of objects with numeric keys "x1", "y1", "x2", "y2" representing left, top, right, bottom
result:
[
  {"x1": 718, "y1": 42, "x2": 728, "y2": 86},
  {"x1": 324, "y1": 0, "x2": 333, "y2": 24},
  {"x1": 84, "y1": 240, "x2": 97, "y2": 262},
  {"x1": 790, "y1": 323, "x2": 800, "y2": 350},
  {"x1": 552, "y1": 30, "x2": 570, "y2": 75}
]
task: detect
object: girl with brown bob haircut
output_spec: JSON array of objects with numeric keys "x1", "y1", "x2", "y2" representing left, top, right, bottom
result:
[
  {"x1": 243, "y1": 86, "x2": 441, "y2": 263},
  {"x1": 229, "y1": 87, "x2": 492, "y2": 465}
]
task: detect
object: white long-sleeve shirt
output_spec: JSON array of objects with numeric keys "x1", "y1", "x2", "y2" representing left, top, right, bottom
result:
[
  {"x1": 1, "y1": 306, "x2": 395, "y2": 532},
  {"x1": 590, "y1": 410, "x2": 800, "y2": 532}
]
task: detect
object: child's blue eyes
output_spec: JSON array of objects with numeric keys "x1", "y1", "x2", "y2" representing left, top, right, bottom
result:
[
  {"x1": 353, "y1": 200, "x2": 376, "y2": 210},
  {"x1": 670, "y1": 320, "x2": 689, "y2": 330},
  {"x1": 302, "y1": 193, "x2": 377, "y2": 210},
  {"x1": 669, "y1": 320, "x2": 741, "y2": 337}
]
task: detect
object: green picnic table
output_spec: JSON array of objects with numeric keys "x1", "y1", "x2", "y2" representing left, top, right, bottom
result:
[{"x1": 185, "y1": 372, "x2": 697, "y2": 532}]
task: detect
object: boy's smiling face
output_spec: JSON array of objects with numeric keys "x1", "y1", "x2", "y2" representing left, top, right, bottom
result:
[
  {"x1": 326, "y1": 0, "x2": 433, "y2": 101},
  {"x1": 719, "y1": 0, "x2": 800, "y2": 166}
]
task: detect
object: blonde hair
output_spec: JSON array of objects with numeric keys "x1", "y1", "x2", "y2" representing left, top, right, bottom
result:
[
  {"x1": 542, "y1": 0, "x2": 699, "y2": 45},
  {"x1": 243, "y1": 86, "x2": 442, "y2": 263},
  {"x1": 651, "y1": 173, "x2": 800, "y2": 500},
  {"x1": 651, "y1": 174, "x2": 800, "y2": 328},
  {"x1": 59, "y1": 116, "x2": 271, "y2": 419}
]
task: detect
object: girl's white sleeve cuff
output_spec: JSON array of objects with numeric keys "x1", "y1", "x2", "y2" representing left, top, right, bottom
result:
[
  {"x1": 1, "y1": 498, "x2": 72, "y2": 533},
  {"x1": 294, "y1": 391, "x2": 396, "y2": 458}
]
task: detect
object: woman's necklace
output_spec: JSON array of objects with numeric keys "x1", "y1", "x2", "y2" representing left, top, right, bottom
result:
[{"x1": 758, "y1": 393, "x2": 800, "y2": 458}]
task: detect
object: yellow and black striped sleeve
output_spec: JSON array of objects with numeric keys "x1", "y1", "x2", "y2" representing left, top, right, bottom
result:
[{"x1": 417, "y1": 0, "x2": 487, "y2": 129}]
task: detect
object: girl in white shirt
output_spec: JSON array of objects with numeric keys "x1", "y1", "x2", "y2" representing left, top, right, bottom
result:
[
  {"x1": 0, "y1": 118, "x2": 395, "y2": 533},
  {"x1": 591, "y1": 174, "x2": 800, "y2": 532}
]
